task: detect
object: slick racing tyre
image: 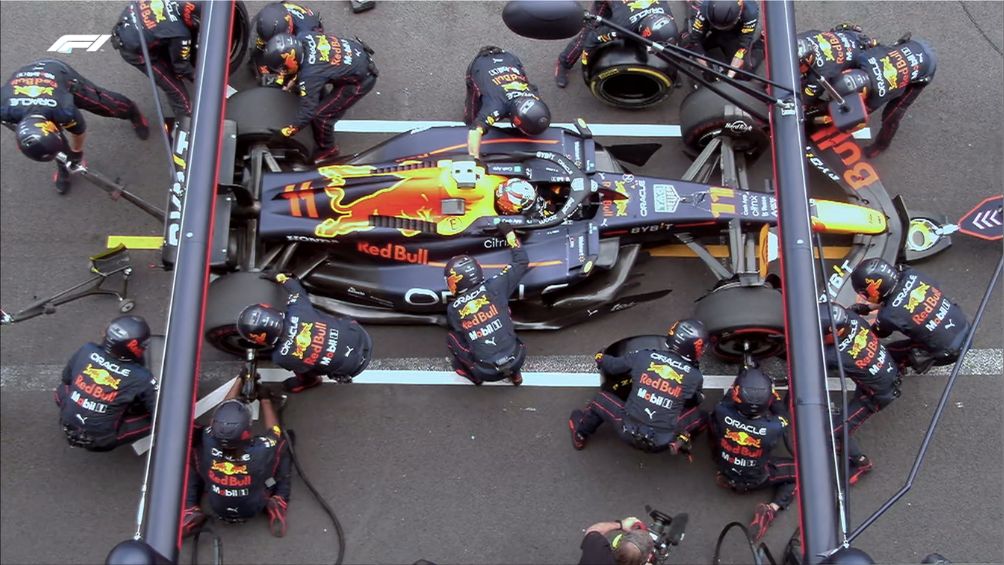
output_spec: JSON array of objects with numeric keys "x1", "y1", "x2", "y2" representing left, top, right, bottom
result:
[
  {"x1": 225, "y1": 86, "x2": 316, "y2": 157},
  {"x1": 204, "y1": 272, "x2": 288, "y2": 357},
  {"x1": 584, "y1": 42, "x2": 677, "y2": 109},
  {"x1": 679, "y1": 82, "x2": 769, "y2": 157},
  {"x1": 694, "y1": 284, "x2": 785, "y2": 361},
  {"x1": 599, "y1": 334, "x2": 670, "y2": 400}
]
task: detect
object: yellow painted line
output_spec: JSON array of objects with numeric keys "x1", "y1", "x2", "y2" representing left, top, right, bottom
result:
[
  {"x1": 649, "y1": 244, "x2": 850, "y2": 260},
  {"x1": 107, "y1": 236, "x2": 164, "y2": 250}
]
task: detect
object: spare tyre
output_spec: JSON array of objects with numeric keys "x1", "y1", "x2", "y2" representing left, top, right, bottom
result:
[
  {"x1": 694, "y1": 284, "x2": 785, "y2": 361},
  {"x1": 584, "y1": 41, "x2": 677, "y2": 109},
  {"x1": 204, "y1": 272, "x2": 288, "y2": 357},
  {"x1": 679, "y1": 81, "x2": 769, "y2": 156}
]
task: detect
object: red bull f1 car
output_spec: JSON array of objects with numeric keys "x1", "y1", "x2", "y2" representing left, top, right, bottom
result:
[{"x1": 164, "y1": 87, "x2": 948, "y2": 359}]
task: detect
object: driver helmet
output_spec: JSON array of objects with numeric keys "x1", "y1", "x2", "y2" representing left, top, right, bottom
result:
[
  {"x1": 639, "y1": 14, "x2": 679, "y2": 46},
  {"x1": 706, "y1": 0, "x2": 744, "y2": 31},
  {"x1": 495, "y1": 178, "x2": 538, "y2": 215},
  {"x1": 730, "y1": 366, "x2": 774, "y2": 419},
  {"x1": 237, "y1": 304, "x2": 285, "y2": 348},
  {"x1": 819, "y1": 303, "x2": 849, "y2": 336},
  {"x1": 210, "y1": 399, "x2": 253, "y2": 451},
  {"x1": 104, "y1": 315, "x2": 152, "y2": 362},
  {"x1": 16, "y1": 115, "x2": 66, "y2": 162},
  {"x1": 262, "y1": 33, "x2": 304, "y2": 76},
  {"x1": 666, "y1": 318, "x2": 708, "y2": 363},
  {"x1": 512, "y1": 98, "x2": 551, "y2": 136},
  {"x1": 444, "y1": 255, "x2": 484, "y2": 294},
  {"x1": 851, "y1": 258, "x2": 899, "y2": 303},
  {"x1": 257, "y1": 2, "x2": 295, "y2": 43}
]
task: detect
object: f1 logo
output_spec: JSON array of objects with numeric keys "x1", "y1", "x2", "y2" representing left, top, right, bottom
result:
[{"x1": 48, "y1": 35, "x2": 112, "y2": 54}]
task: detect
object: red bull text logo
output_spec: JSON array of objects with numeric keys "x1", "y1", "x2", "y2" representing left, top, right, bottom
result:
[
  {"x1": 461, "y1": 304, "x2": 499, "y2": 330},
  {"x1": 357, "y1": 241, "x2": 429, "y2": 264},
  {"x1": 209, "y1": 460, "x2": 252, "y2": 488},
  {"x1": 74, "y1": 374, "x2": 119, "y2": 403},
  {"x1": 809, "y1": 127, "x2": 879, "y2": 191}
]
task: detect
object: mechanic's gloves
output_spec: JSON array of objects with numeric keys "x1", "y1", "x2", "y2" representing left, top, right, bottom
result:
[
  {"x1": 275, "y1": 273, "x2": 290, "y2": 284},
  {"x1": 498, "y1": 223, "x2": 520, "y2": 248},
  {"x1": 258, "y1": 271, "x2": 292, "y2": 284},
  {"x1": 848, "y1": 303, "x2": 873, "y2": 315},
  {"x1": 181, "y1": 505, "x2": 207, "y2": 538},
  {"x1": 280, "y1": 125, "x2": 298, "y2": 137},
  {"x1": 265, "y1": 495, "x2": 288, "y2": 538},
  {"x1": 668, "y1": 433, "x2": 692, "y2": 456},
  {"x1": 620, "y1": 517, "x2": 647, "y2": 531},
  {"x1": 594, "y1": 352, "x2": 604, "y2": 363}
]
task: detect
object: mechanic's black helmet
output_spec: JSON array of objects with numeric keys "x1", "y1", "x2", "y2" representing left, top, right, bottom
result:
[
  {"x1": 731, "y1": 366, "x2": 774, "y2": 418},
  {"x1": 665, "y1": 318, "x2": 708, "y2": 363},
  {"x1": 835, "y1": 69, "x2": 870, "y2": 97},
  {"x1": 444, "y1": 255, "x2": 485, "y2": 294},
  {"x1": 104, "y1": 315, "x2": 152, "y2": 362},
  {"x1": 707, "y1": 0, "x2": 744, "y2": 31},
  {"x1": 639, "y1": 14, "x2": 679, "y2": 45},
  {"x1": 819, "y1": 303, "x2": 849, "y2": 335},
  {"x1": 263, "y1": 33, "x2": 303, "y2": 75},
  {"x1": 237, "y1": 303, "x2": 285, "y2": 348},
  {"x1": 257, "y1": 2, "x2": 295, "y2": 42},
  {"x1": 851, "y1": 258, "x2": 899, "y2": 303},
  {"x1": 210, "y1": 399, "x2": 253, "y2": 451},
  {"x1": 512, "y1": 98, "x2": 550, "y2": 136},
  {"x1": 16, "y1": 115, "x2": 66, "y2": 162}
]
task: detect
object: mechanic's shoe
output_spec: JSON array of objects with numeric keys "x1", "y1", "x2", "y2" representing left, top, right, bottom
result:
[
  {"x1": 509, "y1": 371, "x2": 523, "y2": 386},
  {"x1": 848, "y1": 455, "x2": 874, "y2": 485},
  {"x1": 53, "y1": 166, "x2": 71, "y2": 194},
  {"x1": 555, "y1": 62, "x2": 570, "y2": 89},
  {"x1": 313, "y1": 145, "x2": 341, "y2": 165},
  {"x1": 749, "y1": 503, "x2": 777, "y2": 543},
  {"x1": 568, "y1": 410, "x2": 587, "y2": 450},
  {"x1": 282, "y1": 374, "x2": 323, "y2": 393},
  {"x1": 455, "y1": 368, "x2": 482, "y2": 386},
  {"x1": 132, "y1": 112, "x2": 150, "y2": 140}
]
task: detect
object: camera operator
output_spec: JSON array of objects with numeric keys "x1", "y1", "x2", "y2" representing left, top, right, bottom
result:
[
  {"x1": 579, "y1": 517, "x2": 654, "y2": 565},
  {"x1": 182, "y1": 379, "x2": 292, "y2": 537},
  {"x1": 568, "y1": 319, "x2": 709, "y2": 454},
  {"x1": 709, "y1": 366, "x2": 795, "y2": 543}
]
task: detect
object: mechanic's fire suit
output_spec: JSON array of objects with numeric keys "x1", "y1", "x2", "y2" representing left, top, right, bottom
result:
[
  {"x1": 251, "y1": 2, "x2": 324, "y2": 79},
  {"x1": 871, "y1": 266, "x2": 969, "y2": 369},
  {"x1": 828, "y1": 310, "x2": 901, "y2": 460},
  {"x1": 464, "y1": 46, "x2": 543, "y2": 133},
  {"x1": 683, "y1": 0, "x2": 763, "y2": 74},
  {"x1": 446, "y1": 241, "x2": 530, "y2": 384},
  {"x1": 273, "y1": 277, "x2": 373, "y2": 388},
  {"x1": 54, "y1": 342, "x2": 157, "y2": 451},
  {"x1": 186, "y1": 424, "x2": 291, "y2": 522},
  {"x1": 710, "y1": 394, "x2": 795, "y2": 508},
  {"x1": 557, "y1": 0, "x2": 677, "y2": 71},
  {"x1": 111, "y1": 0, "x2": 199, "y2": 117},
  {"x1": 857, "y1": 39, "x2": 936, "y2": 155},
  {"x1": 570, "y1": 349, "x2": 708, "y2": 453},
  {"x1": 279, "y1": 33, "x2": 378, "y2": 163},
  {"x1": 798, "y1": 28, "x2": 875, "y2": 107}
]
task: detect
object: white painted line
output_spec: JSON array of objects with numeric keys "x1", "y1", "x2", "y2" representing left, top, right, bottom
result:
[{"x1": 331, "y1": 119, "x2": 873, "y2": 140}]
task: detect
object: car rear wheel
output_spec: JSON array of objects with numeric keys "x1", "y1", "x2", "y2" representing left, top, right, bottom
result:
[
  {"x1": 204, "y1": 272, "x2": 288, "y2": 357},
  {"x1": 679, "y1": 82, "x2": 769, "y2": 156},
  {"x1": 225, "y1": 86, "x2": 317, "y2": 157},
  {"x1": 694, "y1": 284, "x2": 786, "y2": 361},
  {"x1": 599, "y1": 334, "x2": 669, "y2": 400}
]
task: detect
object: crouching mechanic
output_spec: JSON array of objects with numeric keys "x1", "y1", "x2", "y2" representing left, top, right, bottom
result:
[
  {"x1": 683, "y1": 0, "x2": 762, "y2": 79},
  {"x1": 578, "y1": 516, "x2": 654, "y2": 565},
  {"x1": 445, "y1": 224, "x2": 530, "y2": 385},
  {"x1": 710, "y1": 366, "x2": 794, "y2": 543},
  {"x1": 821, "y1": 303, "x2": 901, "y2": 485},
  {"x1": 182, "y1": 380, "x2": 292, "y2": 537},
  {"x1": 465, "y1": 46, "x2": 550, "y2": 158},
  {"x1": 262, "y1": 32, "x2": 379, "y2": 163},
  {"x1": 568, "y1": 319, "x2": 709, "y2": 454},
  {"x1": 237, "y1": 273, "x2": 374, "y2": 393},
  {"x1": 55, "y1": 316, "x2": 157, "y2": 451},
  {"x1": 1, "y1": 59, "x2": 149, "y2": 194},
  {"x1": 795, "y1": 24, "x2": 878, "y2": 111},
  {"x1": 850, "y1": 258, "x2": 969, "y2": 373}
]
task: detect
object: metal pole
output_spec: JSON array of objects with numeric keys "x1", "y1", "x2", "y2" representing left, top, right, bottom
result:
[
  {"x1": 761, "y1": 2, "x2": 840, "y2": 562},
  {"x1": 140, "y1": 1, "x2": 235, "y2": 560}
]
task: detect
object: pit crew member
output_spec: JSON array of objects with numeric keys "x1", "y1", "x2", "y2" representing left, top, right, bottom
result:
[
  {"x1": 252, "y1": 2, "x2": 324, "y2": 83},
  {"x1": 262, "y1": 32, "x2": 379, "y2": 163},
  {"x1": 237, "y1": 273, "x2": 373, "y2": 393},
  {"x1": 683, "y1": 0, "x2": 762, "y2": 79},
  {"x1": 464, "y1": 46, "x2": 550, "y2": 158},
  {"x1": 111, "y1": 0, "x2": 200, "y2": 117},
  {"x1": 444, "y1": 224, "x2": 530, "y2": 385},
  {"x1": 578, "y1": 517, "x2": 654, "y2": 565},
  {"x1": 709, "y1": 366, "x2": 795, "y2": 543},
  {"x1": 182, "y1": 380, "x2": 292, "y2": 537},
  {"x1": 1, "y1": 59, "x2": 149, "y2": 194},
  {"x1": 796, "y1": 24, "x2": 878, "y2": 109},
  {"x1": 54, "y1": 316, "x2": 157, "y2": 451},
  {"x1": 568, "y1": 319, "x2": 709, "y2": 454},
  {"x1": 821, "y1": 303, "x2": 901, "y2": 484},
  {"x1": 850, "y1": 258, "x2": 969, "y2": 373},
  {"x1": 555, "y1": 0, "x2": 679, "y2": 88}
]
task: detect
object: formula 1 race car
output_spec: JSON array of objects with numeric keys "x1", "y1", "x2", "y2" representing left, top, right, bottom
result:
[{"x1": 164, "y1": 86, "x2": 947, "y2": 360}]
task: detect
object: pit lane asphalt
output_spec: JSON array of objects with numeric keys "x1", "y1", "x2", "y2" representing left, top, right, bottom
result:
[{"x1": 1, "y1": 2, "x2": 1001, "y2": 564}]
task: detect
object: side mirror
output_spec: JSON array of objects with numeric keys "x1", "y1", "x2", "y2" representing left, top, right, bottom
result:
[{"x1": 502, "y1": 1, "x2": 586, "y2": 40}]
